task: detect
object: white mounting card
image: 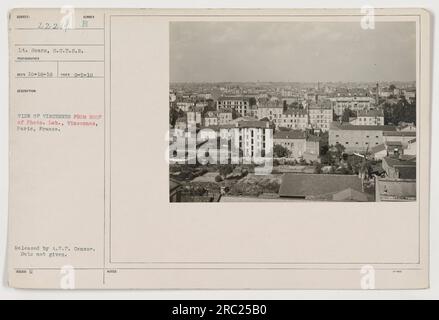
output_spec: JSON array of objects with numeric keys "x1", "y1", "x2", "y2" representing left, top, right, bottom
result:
[{"x1": 8, "y1": 8, "x2": 431, "y2": 289}]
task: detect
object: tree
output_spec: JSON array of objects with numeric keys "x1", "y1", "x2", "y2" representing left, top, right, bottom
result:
[
  {"x1": 219, "y1": 164, "x2": 235, "y2": 177},
  {"x1": 232, "y1": 109, "x2": 240, "y2": 120},
  {"x1": 249, "y1": 97, "x2": 257, "y2": 107},
  {"x1": 273, "y1": 144, "x2": 290, "y2": 158},
  {"x1": 314, "y1": 163, "x2": 322, "y2": 174},
  {"x1": 289, "y1": 102, "x2": 300, "y2": 109},
  {"x1": 170, "y1": 107, "x2": 184, "y2": 127},
  {"x1": 334, "y1": 143, "x2": 346, "y2": 157},
  {"x1": 206, "y1": 99, "x2": 216, "y2": 110},
  {"x1": 320, "y1": 144, "x2": 329, "y2": 156},
  {"x1": 383, "y1": 98, "x2": 416, "y2": 125},
  {"x1": 342, "y1": 108, "x2": 356, "y2": 123},
  {"x1": 321, "y1": 143, "x2": 346, "y2": 166}
]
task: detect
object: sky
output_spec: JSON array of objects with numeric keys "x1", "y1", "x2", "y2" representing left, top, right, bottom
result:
[{"x1": 170, "y1": 21, "x2": 416, "y2": 83}]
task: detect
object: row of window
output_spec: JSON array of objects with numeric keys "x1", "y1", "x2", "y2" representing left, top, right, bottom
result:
[
  {"x1": 335, "y1": 135, "x2": 380, "y2": 139},
  {"x1": 336, "y1": 141, "x2": 380, "y2": 146},
  {"x1": 219, "y1": 101, "x2": 248, "y2": 105}
]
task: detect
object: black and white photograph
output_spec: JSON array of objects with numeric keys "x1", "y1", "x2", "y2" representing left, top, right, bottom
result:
[
  {"x1": 169, "y1": 21, "x2": 417, "y2": 203},
  {"x1": 3, "y1": 4, "x2": 435, "y2": 296}
]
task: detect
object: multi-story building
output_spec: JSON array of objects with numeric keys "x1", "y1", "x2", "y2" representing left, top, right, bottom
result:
[
  {"x1": 174, "y1": 117, "x2": 188, "y2": 131},
  {"x1": 273, "y1": 130, "x2": 307, "y2": 159},
  {"x1": 256, "y1": 101, "x2": 283, "y2": 123},
  {"x1": 187, "y1": 107, "x2": 203, "y2": 127},
  {"x1": 197, "y1": 120, "x2": 274, "y2": 160},
  {"x1": 273, "y1": 131, "x2": 323, "y2": 161},
  {"x1": 331, "y1": 96, "x2": 374, "y2": 116},
  {"x1": 329, "y1": 122, "x2": 397, "y2": 153},
  {"x1": 278, "y1": 109, "x2": 308, "y2": 130},
  {"x1": 308, "y1": 100, "x2": 333, "y2": 132},
  {"x1": 403, "y1": 88, "x2": 416, "y2": 102},
  {"x1": 176, "y1": 101, "x2": 194, "y2": 112},
  {"x1": 203, "y1": 111, "x2": 218, "y2": 127},
  {"x1": 304, "y1": 135, "x2": 323, "y2": 162},
  {"x1": 217, "y1": 97, "x2": 252, "y2": 117},
  {"x1": 196, "y1": 93, "x2": 212, "y2": 100},
  {"x1": 218, "y1": 109, "x2": 233, "y2": 125},
  {"x1": 379, "y1": 88, "x2": 394, "y2": 99},
  {"x1": 350, "y1": 109, "x2": 385, "y2": 126},
  {"x1": 237, "y1": 120, "x2": 274, "y2": 159},
  {"x1": 202, "y1": 109, "x2": 234, "y2": 128},
  {"x1": 280, "y1": 89, "x2": 293, "y2": 97},
  {"x1": 195, "y1": 102, "x2": 208, "y2": 111}
]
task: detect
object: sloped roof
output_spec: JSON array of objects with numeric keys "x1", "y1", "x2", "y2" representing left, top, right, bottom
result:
[
  {"x1": 330, "y1": 122, "x2": 397, "y2": 132},
  {"x1": 279, "y1": 174, "x2": 363, "y2": 198},
  {"x1": 383, "y1": 131, "x2": 416, "y2": 137},
  {"x1": 371, "y1": 143, "x2": 386, "y2": 154},
  {"x1": 386, "y1": 141, "x2": 403, "y2": 146},
  {"x1": 218, "y1": 96, "x2": 250, "y2": 101},
  {"x1": 237, "y1": 120, "x2": 272, "y2": 129},
  {"x1": 274, "y1": 130, "x2": 306, "y2": 140},
  {"x1": 169, "y1": 179, "x2": 182, "y2": 192}
]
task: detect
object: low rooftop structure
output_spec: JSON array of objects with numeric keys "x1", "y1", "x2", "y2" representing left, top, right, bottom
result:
[
  {"x1": 375, "y1": 178, "x2": 416, "y2": 202},
  {"x1": 382, "y1": 156, "x2": 417, "y2": 180}
]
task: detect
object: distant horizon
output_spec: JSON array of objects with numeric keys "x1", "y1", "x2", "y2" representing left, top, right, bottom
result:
[{"x1": 170, "y1": 22, "x2": 416, "y2": 83}]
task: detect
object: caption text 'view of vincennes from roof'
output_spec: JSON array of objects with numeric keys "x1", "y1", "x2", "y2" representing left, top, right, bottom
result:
[{"x1": 168, "y1": 22, "x2": 417, "y2": 203}]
